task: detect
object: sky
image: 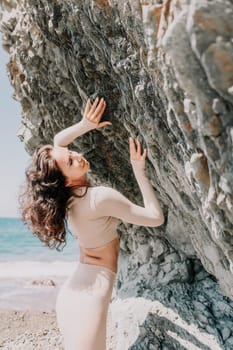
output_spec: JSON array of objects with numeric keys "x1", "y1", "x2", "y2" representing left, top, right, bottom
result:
[{"x1": 0, "y1": 34, "x2": 30, "y2": 217}]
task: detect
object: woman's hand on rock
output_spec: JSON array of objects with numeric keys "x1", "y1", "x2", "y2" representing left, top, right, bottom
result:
[
  {"x1": 83, "y1": 97, "x2": 112, "y2": 129},
  {"x1": 129, "y1": 137, "x2": 147, "y2": 161}
]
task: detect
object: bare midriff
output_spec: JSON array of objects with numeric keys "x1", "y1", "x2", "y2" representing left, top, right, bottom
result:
[{"x1": 78, "y1": 236, "x2": 120, "y2": 274}]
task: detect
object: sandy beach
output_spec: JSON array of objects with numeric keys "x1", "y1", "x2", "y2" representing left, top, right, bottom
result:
[
  {"x1": 0, "y1": 286, "x2": 118, "y2": 350},
  {"x1": 0, "y1": 309, "x2": 63, "y2": 349},
  {"x1": 0, "y1": 295, "x2": 224, "y2": 350},
  {"x1": 0, "y1": 307, "x2": 118, "y2": 350}
]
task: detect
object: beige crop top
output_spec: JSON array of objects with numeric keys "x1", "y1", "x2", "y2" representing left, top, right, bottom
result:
[{"x1": 68, "y1": 160, "x2": 164, "y2": 248}]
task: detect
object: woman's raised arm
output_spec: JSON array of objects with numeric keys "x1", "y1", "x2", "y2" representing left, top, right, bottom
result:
[
  {"x1": 53, "y1": 97, "x2": 112, "y2": 147},
  {"x1": 93, "y1": 137, "x2": 164, "y2": 227}
]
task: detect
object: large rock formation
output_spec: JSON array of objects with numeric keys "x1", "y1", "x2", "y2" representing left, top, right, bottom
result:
[{"x1": 1, "y1": 0, "x2": 233, "y2": 348}]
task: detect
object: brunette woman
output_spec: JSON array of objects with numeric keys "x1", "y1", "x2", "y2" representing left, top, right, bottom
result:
[{"x1": 20, "y1": 97, "x2": 164, "y2": 350}]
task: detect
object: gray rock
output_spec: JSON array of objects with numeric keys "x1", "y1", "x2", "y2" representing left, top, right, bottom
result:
[
  {"x1": 1, "y1": 0, "x2": 233, "y2": 348},
  {"x1": 221, "y1": 327, "x2": 231, "y2": 342}
]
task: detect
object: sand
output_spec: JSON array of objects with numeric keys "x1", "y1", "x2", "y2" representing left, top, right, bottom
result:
[
  {"x1": 0, "y1": 296, "x2": 223, "y2": 349},
  {"x1": 0, "y1": 309, "x2": 62, "y2": 349},
  {"x1": 0, "y1": 307, "x2": 117, "y2": 349}
]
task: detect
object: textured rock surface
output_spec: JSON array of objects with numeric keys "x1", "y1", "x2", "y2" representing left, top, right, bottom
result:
[{"x1": 1, "y1": 0, "x2": 233, "y2": 348}]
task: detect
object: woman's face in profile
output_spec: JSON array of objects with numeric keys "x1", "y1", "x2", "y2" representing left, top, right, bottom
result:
[{"x1": 51, "y1": 146, "x2": 90, "y2": 186}]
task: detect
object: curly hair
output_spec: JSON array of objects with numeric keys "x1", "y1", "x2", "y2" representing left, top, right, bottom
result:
[{"x1": 19, "y1": 144, "x2": 91, "y2": 251}]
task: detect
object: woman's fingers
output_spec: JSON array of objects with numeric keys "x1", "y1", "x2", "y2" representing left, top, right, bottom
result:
[
  {"x1": 129, "y1": 137, "x2": 136, "y2": 158},
  {"x1": 97, "y1": 121, "x2": 112, "y2": 129},
  {"x1": 86, "y1": 97, "x2": 106, "y2": 122},
  {"x1": 83, "y1": 98, "x2": 91, "y2": 116},
  {"x1": 83, "y1": 96, "x2": 112, "y2": 129},
  {"x1": 129, "y1": 137, "x2": 146, "y2": 160},
  {"x1": 142, "y1": 148, "x2": 147, "y2": 159},
  {"x1": 129, "y1": 137, "x2": 140, "y2": 159},
  {"x1": 87, "y1": 97, "x2": 100, "y2": 116},
  {"x1": 136, "y1": 139, "x2": 141, "y2": 155},
  {"x1": 92, "y1": 99, "x2": 106, "y2": 120}
]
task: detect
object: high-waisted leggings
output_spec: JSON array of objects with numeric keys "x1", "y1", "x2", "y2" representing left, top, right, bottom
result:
[{"x1": 55, "y1": 262, "x2": 117, "y2": 350}]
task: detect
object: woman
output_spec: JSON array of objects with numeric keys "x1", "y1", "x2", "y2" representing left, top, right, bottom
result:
[{"x1": 20, "y1": 96, "x2": 164, "y2": 350}]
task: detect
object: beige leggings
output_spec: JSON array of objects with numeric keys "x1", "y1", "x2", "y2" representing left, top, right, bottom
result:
[{"x1": 56, "y1": 262, "x2": 116, "y2": 350}]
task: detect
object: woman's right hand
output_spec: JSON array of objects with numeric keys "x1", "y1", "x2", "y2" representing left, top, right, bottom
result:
[
  {"x1": 129, "y1": 137, "x2": 147, "y2": 170},
  {"x1": 83, "y1": 97, "x2": 112, "y2": 129}
]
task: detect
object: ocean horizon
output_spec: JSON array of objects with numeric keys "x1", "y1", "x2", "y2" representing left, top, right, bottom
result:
[{"x1": 0, "y1": 217, "x2": 80, "y2": 311}]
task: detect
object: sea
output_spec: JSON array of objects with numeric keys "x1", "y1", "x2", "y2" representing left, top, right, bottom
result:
[{"x1": 0, "y1": 217, "x2": 80, "y2": 311}]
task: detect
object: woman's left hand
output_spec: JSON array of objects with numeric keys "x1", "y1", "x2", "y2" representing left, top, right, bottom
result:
[
  {"x1": 83, "y1": 97, "x2": 112, "y2": 129},
  {"x1": 129, "y1": 137, "x2": 147, "y2": 162}
]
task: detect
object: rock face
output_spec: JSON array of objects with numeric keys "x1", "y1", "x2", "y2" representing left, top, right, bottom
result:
[{"x1": 1, "y1": 0, "x2": 233, "y2": 348}]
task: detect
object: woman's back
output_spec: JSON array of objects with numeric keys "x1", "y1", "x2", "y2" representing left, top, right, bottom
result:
[
  {"x1": 68, "y1": 186, "x2": 120, "y2": 273},
  {"x1": 68, "y1": 186, "x2": 120, "y2": 249}
]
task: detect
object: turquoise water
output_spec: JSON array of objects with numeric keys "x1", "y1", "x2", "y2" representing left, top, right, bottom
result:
[
  {"x1": 0, "y1": 217, "x2": 79, "y2": 262},
  {"x1": 0, "y1": 217, "x2": 80, "y2": 310}
]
